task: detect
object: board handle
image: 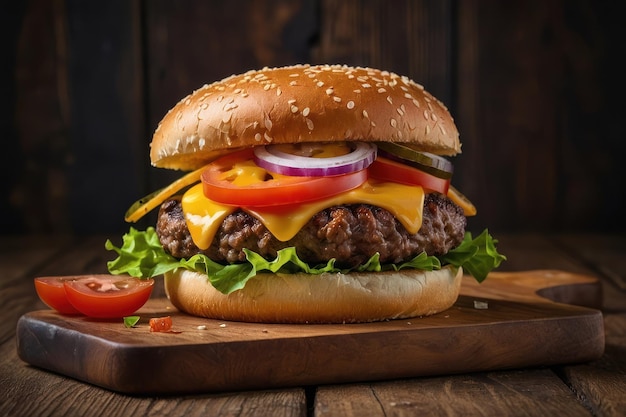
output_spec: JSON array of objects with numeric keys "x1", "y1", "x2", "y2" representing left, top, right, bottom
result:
[{"x1": 460, "y1": 270, "x2": 602, "y2": 309}]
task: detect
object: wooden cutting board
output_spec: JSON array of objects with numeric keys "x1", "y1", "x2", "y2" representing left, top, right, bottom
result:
[{"x1": 16, "y1": 270, "x2": 605, "y2": 395}]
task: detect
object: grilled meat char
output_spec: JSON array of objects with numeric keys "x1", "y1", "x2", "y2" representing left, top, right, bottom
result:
[{"x1": 157, "y1": 194, "x2": 466, "y2": 268}]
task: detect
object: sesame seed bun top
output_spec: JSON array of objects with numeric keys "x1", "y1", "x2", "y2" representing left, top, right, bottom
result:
[{"x1": 150, "y1": 64, "x2": 461, "y2": 170}]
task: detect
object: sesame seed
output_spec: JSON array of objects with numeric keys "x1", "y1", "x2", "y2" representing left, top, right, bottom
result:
[
  {"x1": 317, "y1": 81, "x2": 324, "y2": 87},
  {"x1": 362, "y1": 110, "x2": 369, "y2": 119},
  {"x1": 306, "y1": 118, "x2": 314, "y2": 130},
  {"x1": 353, "y1": 89, "x2": 361, "y2": 94},
  {"x1": 263, "y1": 84, "x2": 271, "y2": 91},
  {"x1": 425, "y1": 125, "x2": 431, "y2": 135},
  {"x1": 333, "y1": 96, "x2": 342, "y2": 103},
  {"x1": 276, "y1": 88, "x2": 282, "y2": 96},
  {"x1": 362, "y1": 83, "x2": 371, "y2": 88},
  {"x1": 326, "y1": 88, "x2": 334, "y2": 95},
  {"x1": 423, "y1": 110, "x2": 429, "y2": 120},
  {"x1": 386, "y1": 96, "x2": 393, "y2": 105},
  {"x1": 439, "y1": 124, "x2": 446, "y2": 135},
  {"x1": 264, "y1": 132, "x2": 273, "y2": 142},
  {"x1": 265, "y1": 118, "x2": 273, "y2": 131},
  {"x1": 302, "y1": 107, "x2": 310, "y2": 117},
  {"x1": 413, "y1": 99, "x2": 420, "y2": 108},
  {"x1": 431, "y1": 113, "x2": 438, "y2": 122},
  {"x1": 254, "y1": 133, "x2": 262, "y2": 141},
  {"x1": 390, "y1": 118, "x2": 397, "y2": 128},
  {"x1": 378, "y1": 88, "x2": 386, "y2": 93},
  {"x1": 291, "y1": 105, "x2": 298, "y2": 113},
  {"x1": 288, "y1": 99, "x2": 296, "y2": 104},
  {"x1": 396, "y1": 107, "x2": 404, "y2": 116},
  {"x1": 347, "y1": 100, "x2": 355, "y2": 109}
]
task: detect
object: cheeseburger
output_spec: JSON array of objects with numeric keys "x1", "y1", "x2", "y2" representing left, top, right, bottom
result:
[{"x1": 106, "y1": 64, "x2": 505, "y2": 323}]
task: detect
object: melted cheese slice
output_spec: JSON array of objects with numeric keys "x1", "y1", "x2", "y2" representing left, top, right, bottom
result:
[{"x1": 181, "y1": 180, "x2": 425, "y2": 250}]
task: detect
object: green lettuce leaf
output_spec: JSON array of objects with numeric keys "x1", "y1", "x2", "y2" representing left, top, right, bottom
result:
[{"x1": 105, "y1": 227, "x2": 505, "y2": 294}]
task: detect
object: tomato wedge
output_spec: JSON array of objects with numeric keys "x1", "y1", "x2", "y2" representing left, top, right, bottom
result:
[
  {"x1": 62, "y1": 275, "x2": 154, "y2": 319},
  {"x1": 368, "y1": 156, "x2": 450, "y2": 194},
  {"x1": 34, "y1": 277, "x2": 81, "y2": 314},
  {"x1": 201, "y1": 149, "x2": 368, "y2": 207}
]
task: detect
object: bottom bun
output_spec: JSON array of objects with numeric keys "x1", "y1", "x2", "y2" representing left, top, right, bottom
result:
[{"x1": 164, "y1": 266, "x2": 463, "y2": 324}]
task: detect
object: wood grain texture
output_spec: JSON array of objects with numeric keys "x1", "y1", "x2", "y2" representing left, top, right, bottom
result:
[
  {"x1": 314, "y1": 370, "x2": 592, "y2": 417},
  {"x1": 6, "y1": 0, "x2": 624, "y2": 234},
  {"x1": 16, "y1": 271, "x2": 604, "y2": 395},
  {"x1": 2, "y1": 234, "x2": 625, "y2": 416}
]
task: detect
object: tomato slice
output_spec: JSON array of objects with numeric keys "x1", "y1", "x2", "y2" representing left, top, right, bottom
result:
[
  {"x1": 34, "y1": 277, "x2": 81, "y2": 314},
  {"x1": 368, "y1": 156, "x2": 450, "y2": 194},
  {"x1": 201, "y1": 149, "x2": 368, "y2": 206},
  {"x1": 63, "y1": 275, "x2": 154, "y2": 319}
]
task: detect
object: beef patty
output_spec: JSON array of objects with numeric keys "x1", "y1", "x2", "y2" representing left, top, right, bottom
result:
[{"x1": 156, "y1": 193, "x2": 466, "y2": 268}]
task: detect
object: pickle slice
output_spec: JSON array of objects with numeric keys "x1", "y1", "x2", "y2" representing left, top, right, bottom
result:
[{"x1": 376, "y1": 142, "x2": 453, "y2": 179}]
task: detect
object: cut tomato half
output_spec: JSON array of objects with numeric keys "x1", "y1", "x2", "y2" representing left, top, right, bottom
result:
[
  {"x1": 63, "y1": 275, "x2": 154, "y2": 319},
  {"x1": 368, "y1": 156, "x2": 450, "y2": 194},
  {"x1": 201, "y1": 149, "x2": 368, "y2": 207},
  {"x1": 34, "y1": 277, "x2": 81, "y2": 315}
]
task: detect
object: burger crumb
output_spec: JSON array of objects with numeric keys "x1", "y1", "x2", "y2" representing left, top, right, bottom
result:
[
  {"x1": 219, "y1": 323, "x2": 227, "y2": 328},
  {"x1": 196, "y1": 325, "x2": 207, "y2": 330},
  {"x1": 474, "y1": 300, "x2": 489, "y2": 310}
]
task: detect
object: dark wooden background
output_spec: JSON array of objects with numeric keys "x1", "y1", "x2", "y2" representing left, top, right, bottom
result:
[{"x1": 1, "y1": 0, "x2": 624, "y2": 236}]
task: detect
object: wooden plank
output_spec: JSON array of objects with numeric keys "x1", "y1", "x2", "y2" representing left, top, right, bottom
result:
[
  {"x1": 559, "y1": 314, "x2": 626, "y2": 417},
  {"x1": 63, "y1": 0, "x2": 145, "y2": 234},
  {"x1": 314, "y1": 369, "x2": 591, "y2": 417},
  {"x1": 555, "y1": 235, "x2": 626, "y2": 291},
  {"x1": 492, "y1": 233, "x2": 594, "y2": 274},
  {"x1": 16, "y1": 271, "x2": 604, "y2": 394},
  {"x1": 454, "y1": 0, "x2": 626, "y2": 233},
  {"x1": 0, "y1": 341, "x2": 307, "y2": 417},
  {"x1": 316, "y1": 0, "x2": 453, "y2": 102}
]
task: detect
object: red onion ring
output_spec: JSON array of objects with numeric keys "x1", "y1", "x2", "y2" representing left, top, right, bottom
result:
[{"x1": 253, "y1": 142, "x2": 377, "y2": 177}]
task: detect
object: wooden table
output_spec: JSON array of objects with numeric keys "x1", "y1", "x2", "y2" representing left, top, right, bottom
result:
[{"x1": 1, "y1": 233, "x2": 625, "y2": 416}]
